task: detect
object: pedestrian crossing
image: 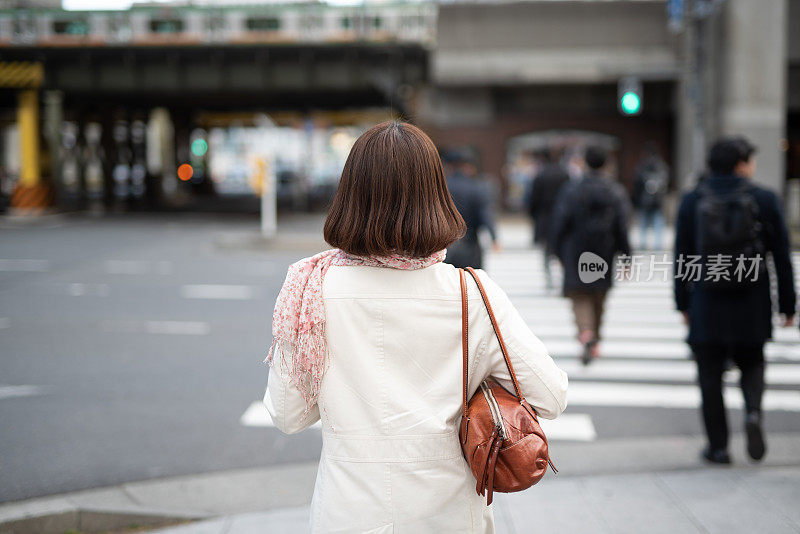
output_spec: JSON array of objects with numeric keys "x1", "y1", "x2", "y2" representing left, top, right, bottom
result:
[
  {"x1": 241, "y1": 244, "x2": 800, "y2": 442},
  {"x1": 485, "y1": 247, "x2": 800, "y2": 419}
]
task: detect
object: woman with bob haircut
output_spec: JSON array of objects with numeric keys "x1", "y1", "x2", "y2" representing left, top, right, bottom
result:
[{"x1": 264, "y1": 121, "x2": 567, "y2": 533}]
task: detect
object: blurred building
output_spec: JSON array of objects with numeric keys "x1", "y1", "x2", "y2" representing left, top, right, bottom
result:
[{"x1": 0, "y1": 0, "x2": 797, "y2": 214}]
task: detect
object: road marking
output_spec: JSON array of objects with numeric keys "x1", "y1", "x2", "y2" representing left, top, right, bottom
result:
[
  {"x1": 539, "y1": 339, "x2": 800, "y2": 362},
  {"x1": 100, "y1": 320, "x2": 209, "y2": 335},
  {"x1": 0, "y1": 259, "x2": 50, "y2": 272},
  {"x1": 144, "y1": 321, "x2": 210, "y2": 336},
  {"x1": 240, "y1": 400, "x2": 596, "y2": 441},
  {"x1": 104, "y1": 260, "x2": 173, "y2": 275},
  {"x1": 181, "y1": 284, "x2": 256, "y2": 300},
  {"x1": 567, "y1": 382, "x2": 800, "y2": 411},
  {"x1": 559, "y1": 359, "x2": 800, "y2": 386},
  {"x1": 0, "y1": 385, "x2": 50, "y2": 400},
  {"x1": 68, "y1": 283, "x2": 110, "y2": 297},
  {"x1": 240, "y1": 400, "x2": 321, "y2": 428},
  {"x1": 539, "y1": 413, "x2": 597, "y2": 441}
]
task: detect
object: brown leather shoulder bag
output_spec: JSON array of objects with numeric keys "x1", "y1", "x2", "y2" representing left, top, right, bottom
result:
[{"x1": 458, "y1": 267, "x2": 556, "y2": 506}]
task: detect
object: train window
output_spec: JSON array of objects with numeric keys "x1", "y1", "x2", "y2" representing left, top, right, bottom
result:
[
  {"x1": 246, "y1": 17, "x2": 281, "y2": 32},
  {"x1": 207, "y1": 15, "x2": 226, "y2": 32},
  {"x1": 53, "y1": 19, "x2": 89, "y2": 36},
  {"x1": 150, "y1": 19, "x2": 184, "y2": 33}
]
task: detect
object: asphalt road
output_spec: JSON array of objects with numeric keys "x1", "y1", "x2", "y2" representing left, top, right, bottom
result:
[{"x1": 1, "y1": 214, "x2": 798, "y2": 503}]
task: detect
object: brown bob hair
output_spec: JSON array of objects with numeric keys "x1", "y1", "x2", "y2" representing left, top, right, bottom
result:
[{"x1": 324, "y1": 121, "x2": 466, "y2": 258}]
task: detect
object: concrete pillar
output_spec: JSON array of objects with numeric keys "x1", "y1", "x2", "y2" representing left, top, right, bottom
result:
[
  {"x1": 43, "y1": 90, "x2": 63, "y2": 204},
  {"x1": 675, "y1": 21, "x2": 699, "y2": 192},
  {"x1": 147, "y1": 108, "x2": 176, "y2": 199},
  {"x1": 719, "y1": 0, "x2": 787, "y2": 195}
]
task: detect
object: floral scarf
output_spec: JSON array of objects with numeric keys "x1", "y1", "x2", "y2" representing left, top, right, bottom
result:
[{"x1": 265, "y1": 248, "x2": 446, "y2": 416}]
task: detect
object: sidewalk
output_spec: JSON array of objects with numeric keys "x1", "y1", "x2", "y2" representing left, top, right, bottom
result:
[
  {"x1": 148, "y1": 466, "x2": 800, "y2": 534},
  {"x1": 3, "y1": 433, "x2": 800, "y2": 534}
]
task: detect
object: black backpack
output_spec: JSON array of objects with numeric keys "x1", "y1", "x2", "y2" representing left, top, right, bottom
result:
[
  {"x1": 576, "y1": 180, "x2": 617, "y2": 259},
  {"x1": 695, "y1": 182, "x2": 764, "y2": 290}
]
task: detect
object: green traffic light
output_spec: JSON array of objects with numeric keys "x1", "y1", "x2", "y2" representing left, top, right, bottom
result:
[
  {"x1": 191, "y1": 138, "x2": 208, "y2": 157},
  {"x1": 621, "y1": 91, "x2": 641, "y2": 115}
]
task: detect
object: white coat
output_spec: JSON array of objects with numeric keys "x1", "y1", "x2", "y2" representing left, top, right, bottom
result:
[{"x1": 264, "y1": 262, "x2": 568, "y2": 533}]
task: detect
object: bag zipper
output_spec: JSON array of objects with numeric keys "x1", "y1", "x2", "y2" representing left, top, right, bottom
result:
[{"x1": 480, "y1": 382, "x2": 507, "y2": 440}]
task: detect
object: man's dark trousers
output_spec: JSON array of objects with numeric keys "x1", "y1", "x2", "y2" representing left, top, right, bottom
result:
[{"x1": 693, "y1": 344, "x2": 765, "y2": 451}]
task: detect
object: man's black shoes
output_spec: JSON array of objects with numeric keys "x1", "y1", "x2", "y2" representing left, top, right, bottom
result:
[
  {"x1": 701, "y1": 447, "x2": 732, "y2": 465},
  {"x1": 745, "y1": 412, "x2": 766, "y2": 461}
]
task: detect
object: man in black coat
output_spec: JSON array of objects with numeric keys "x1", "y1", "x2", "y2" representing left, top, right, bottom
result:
[
  {"x1": 674, "y1": 136, "x2": 796, "y2": 465},
  {"x1": 444, "y1": 150, "x2": 499, "y2": 269},
  {"x1": 528, "y1": 150, "x2": 570, "y2": 289},
  {"x1": 550, "y1": 146, "x2": 632, "y2": 365}
]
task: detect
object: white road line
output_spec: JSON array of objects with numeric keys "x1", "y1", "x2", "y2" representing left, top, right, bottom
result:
[
  {"x1": 539, "y1": 413, "x2": 597, "y2": 442},
  {"x1": 567, "y1": 382, "x2": 800, "y2": 411},
  {"x1": 104, "y1": 260, "x2": 174, "y2": 275},
  {"x1": 0, "y1": 259, "x2": 50, "y2": 272},
  {"x1": 559, "y1": 359, "x2": 800, "y2": 386},
  {"x1": 519, "y1": 323, "x2": 798, "y2": 343},
  {"x1": 0, "y1": 318, "x2": 9, "y2": 329},
  {"x1": 240, "y1": 400, "x2": 321, "y2": 429},
  {"x1": 0, "y1": 385, "x2": 50, "y2": 400},
  {"x1": 145, "y1": 321, "x2": 210, "y2": 336},
  {"x1": 67, "y1": 283, "x2": 110, "y2": 297},
  {"x1": 100, "y1": 320, "x2": 210, "y2": 335},
  {"x1": 240, "y1": 400, "x2": 597, "y2": 441},
  {"x1": 541, "y1": 339, "x2": 800, "y2": 362},
  {"x1": 181, "y1": 284, "x2": 256, "y2": 300}
]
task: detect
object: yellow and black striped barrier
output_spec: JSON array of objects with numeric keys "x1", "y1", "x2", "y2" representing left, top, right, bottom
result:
[
  {"x1": 10, "y1": 184, "x2": 54, "y2": 211},
  {"x1": 0, "y1": 61, "x2": 44, "y2": 88}
]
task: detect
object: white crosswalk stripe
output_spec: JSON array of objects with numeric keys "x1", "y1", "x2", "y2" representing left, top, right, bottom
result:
[{"x1": 485, "y1": 249, "x2": 800, "y2": 418}]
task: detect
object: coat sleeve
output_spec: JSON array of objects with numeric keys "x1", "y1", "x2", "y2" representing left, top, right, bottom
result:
[
  {"x1": 673, "y1": 192, "x2": 694, "y2": 312},
  {"x1": 263, "y1": 349, "x2": 321, "y2": 434},
  {"x1": 528, "y1": 173, "x2": 542, "y2": 218},
  {"x1": 613, "y1": 183, "x2": 632, "y2": 257},
  {"x1": 473, "y1": 270, "x2": 568, "y2": 420},
  {"x1": 760, "y1": 190, "x2": 797, "y2": 316}
]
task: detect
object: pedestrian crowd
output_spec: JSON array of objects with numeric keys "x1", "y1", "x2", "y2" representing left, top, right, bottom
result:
[{"x1": 506, "y1": 135, "x2": 795, "y2": 464}]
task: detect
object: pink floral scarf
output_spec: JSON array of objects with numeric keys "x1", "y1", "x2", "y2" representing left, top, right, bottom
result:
[{"x1": 265, "y1": 248, "x2": 446, "y2": 416}]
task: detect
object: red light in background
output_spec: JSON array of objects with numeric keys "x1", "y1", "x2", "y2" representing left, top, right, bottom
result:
[{"x1": 177, "y1": 164, "x2": 193, "y2": 181}]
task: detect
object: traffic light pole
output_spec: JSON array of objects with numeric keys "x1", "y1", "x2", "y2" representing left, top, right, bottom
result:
[{"x1": 260, "y1": 157, "x2": 277, "y2": 239}]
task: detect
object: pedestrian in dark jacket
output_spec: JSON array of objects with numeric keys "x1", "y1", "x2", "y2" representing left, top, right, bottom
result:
[
  {"x1": 444, "y1": 150, "x2": 499, "y2": 269},
  {"x1": 674, "y1": 136, "x2": 796, "y2": 465},
  {"x1": 528, "y1": 150, "x2": 570, "y2": 290},
  {"x1": 632, "y1": 143, "x2": 669, "y2": 250},
  {"x1": 550, "y1": 146, "x2": 631, "y2": 365}
]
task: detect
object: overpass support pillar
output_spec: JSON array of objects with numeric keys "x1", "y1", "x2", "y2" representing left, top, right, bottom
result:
[
  {"x1": 719, "y1": 0, "x2": 787, "y2": 196},
  {"x1": 12, "y1": 89, "x2": 52, "y2": 211}
]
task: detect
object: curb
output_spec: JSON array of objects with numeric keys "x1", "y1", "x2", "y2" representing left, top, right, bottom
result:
[
  {"x1": 0, "y1": 462, "x2": 318, "y2": 534},
  {"x1": 0, "y1": 508, "x2": 202, "y2": 534}
]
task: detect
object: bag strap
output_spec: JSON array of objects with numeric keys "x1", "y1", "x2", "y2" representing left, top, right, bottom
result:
[
  {"x1": 459, "y1": 268, "x2": 470, "y2": 418},
  {"x1": 460, "y1": 267, "x2": 525, "y2": 420}
]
